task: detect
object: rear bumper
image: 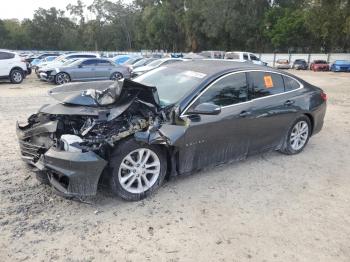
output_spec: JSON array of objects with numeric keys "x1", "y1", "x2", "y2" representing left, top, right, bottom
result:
[
  {"x1": 311, "y1": 102, "x2": 327, "y2": 136},
  {"x1": 332, "y1": 67, "x2": 350, "y2": 72},
  {"x1": 16, "y1": 121, "x2": 107, "y2": 197}
]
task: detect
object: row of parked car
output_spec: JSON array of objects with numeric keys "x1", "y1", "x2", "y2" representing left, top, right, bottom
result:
[
  {"x1": 0, "y1": 50, "x2": 188, "y2": 85},
  {"x1": 275, "y1": 59, "x2": 350, "y2": 72},
  {"x1": 2, "y1": 49, "x2": 350, "y2": 85}
]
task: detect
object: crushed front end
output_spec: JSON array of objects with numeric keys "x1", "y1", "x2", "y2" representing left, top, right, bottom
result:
[{"x1": 16, "y1": 80, "x2": 164, "y2": 197}]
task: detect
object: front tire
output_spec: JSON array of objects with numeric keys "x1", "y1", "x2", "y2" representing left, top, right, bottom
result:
[
  {"x1": 109, "y1": 139, "x2": 167, "y2": 201},
  {"x1": 55, "y1": 72, "x2": 71, "y2": 85},
  {"x1": 279, "y1": 116, "x2": 311, "y2": 155},
  {"x1": 10, "y1": 69, "x2": 24, "y2": 84}
]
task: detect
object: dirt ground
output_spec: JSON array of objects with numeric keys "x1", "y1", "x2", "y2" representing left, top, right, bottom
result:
[{"x1": 0, "y1": 71, "x2": 349, "y2": 262}]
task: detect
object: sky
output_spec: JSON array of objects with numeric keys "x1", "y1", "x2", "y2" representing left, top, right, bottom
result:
[{"x1": 0, "y1": 0, "x2": 132, "y2": 20}]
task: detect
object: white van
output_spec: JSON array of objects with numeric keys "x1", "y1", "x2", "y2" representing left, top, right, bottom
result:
[{"x1": 225, "y1": 51, "x2": 267, "y2": 66}]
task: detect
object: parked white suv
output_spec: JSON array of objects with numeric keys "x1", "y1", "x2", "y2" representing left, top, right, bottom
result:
[
  {"x1": 225, "y1": 51, "x2": 267, "y2": 66},
  {"x1": 0, "y1": 51, "x2": 27, "y2": 84}
]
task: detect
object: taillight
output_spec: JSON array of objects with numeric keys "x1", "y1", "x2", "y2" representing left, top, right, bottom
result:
[{"x1": 320, "y1": 92, "x2": 327, "y2": 101}]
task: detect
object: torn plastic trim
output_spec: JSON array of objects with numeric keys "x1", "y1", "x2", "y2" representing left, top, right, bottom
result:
[
  {"x1": 134, "y1": 124, "x2": 187, "y2": 147},
  {"x1": 16, "y1": 120, "x2": 58, "y2": 140},
  {"x1": 43, "y1": 148, "x2": 107, "y2": 196}
]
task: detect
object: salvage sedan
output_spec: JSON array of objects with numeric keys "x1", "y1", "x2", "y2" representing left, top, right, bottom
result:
[{"x1": 16, "y1": 60, "x2": 327, "y2": 201}]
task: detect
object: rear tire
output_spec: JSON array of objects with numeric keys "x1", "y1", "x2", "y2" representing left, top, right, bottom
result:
[
  {"x1": 110, "y1": 72, "x2": 123, "y2": 81},
  {"x1": 109, "y1": 139, "x2": 167, "y2": 201},
  {"x1": 10, "y1": 69, "x2": 24, "y2": 84},
  {"x1": 279, "y1": 116, "x2": 311, "y2": 155}
]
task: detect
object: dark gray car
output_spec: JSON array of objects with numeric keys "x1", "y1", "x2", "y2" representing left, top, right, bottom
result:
[
  {"x1": 17, "y1": 60, "x2": 326, "y2": 201},
  {"x1": 39, "y1": 58, "x2": 131, "y2": 85}
]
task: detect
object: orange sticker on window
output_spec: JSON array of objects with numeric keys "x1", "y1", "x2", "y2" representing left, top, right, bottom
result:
[{"x1": 264, "y1": 75, "x2": 274, "y2": 88}]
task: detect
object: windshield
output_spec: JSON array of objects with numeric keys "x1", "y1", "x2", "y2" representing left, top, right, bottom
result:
[
  {"x1": 55, "y1": 55, "x2": 67, "y2": 62},
  {"x1": 315, "y1": 60, "x2": 327, "y2": 64},
  {"x1": 147, "y1": 59, "x2": 165, "y2": 67},
  {"x1": 62, "y1": 59, "x2": 79, "y2": 66},
  {"x1": 134, "y1": 67, "x2": 206, "y2": 106},
  {"x1": 123, "y1": 57, "x2": 141, "y2": 65},
  {"x1": 133, "y1": 59, "x2": 147, "y2": 67}
]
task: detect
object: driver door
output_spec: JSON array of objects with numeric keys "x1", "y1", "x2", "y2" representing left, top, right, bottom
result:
[{"x1": 178, "y1": 72, "x2": 252, "y2": 174}]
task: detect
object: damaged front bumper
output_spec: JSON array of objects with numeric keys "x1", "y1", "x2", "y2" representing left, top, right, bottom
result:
[{"x1": 16, "y1": 122, "x2": 107, "y2": 197}]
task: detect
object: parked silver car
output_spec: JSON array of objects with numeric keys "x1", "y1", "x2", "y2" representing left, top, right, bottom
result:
[{"x1": 39, "y1": 58, "x2": 131, "y2": 85}]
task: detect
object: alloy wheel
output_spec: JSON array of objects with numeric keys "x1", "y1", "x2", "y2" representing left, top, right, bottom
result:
[
  {"x1": 118, "y1": 148, "x2": 161, "y2": 194},
  {"x1": 56, "y1": 73, "x2": 70, "y2": 85},
  {"x1": 290, "y1": 120, "x2": 309, "y2": 151},
  {"x1": 111, "y1": 72, "x2": 123, "y2": 80},
  {"x1": 13, "y1": 71, "x2": 23, "y2": 83}
]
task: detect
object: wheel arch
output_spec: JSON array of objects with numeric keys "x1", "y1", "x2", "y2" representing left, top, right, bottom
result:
[
  {"x1": 10, "y1": 66, "x2": 24, "y2": 74},
  {"x1": 304, "y1": 113, "x2": 314, "y2": 135},
  {"x1": 109, "y1": 136, "x2": 178, "y2": 181}
]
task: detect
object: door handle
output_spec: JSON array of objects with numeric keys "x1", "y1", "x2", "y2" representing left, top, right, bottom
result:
[
  {"x1": 239, "y1": 111, "x2": 251, "y2": 117},
  {"x1": 284, "y1": 100, "x2": 295, "y2": 106}
]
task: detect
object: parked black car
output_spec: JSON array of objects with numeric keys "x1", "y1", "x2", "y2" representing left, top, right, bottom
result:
[
  {"x1": 16, "y1": 61, "x2": 327, "y2": 201},
  {"x1": 292, "y1": 59, "x2": 308, "y2": 70}
]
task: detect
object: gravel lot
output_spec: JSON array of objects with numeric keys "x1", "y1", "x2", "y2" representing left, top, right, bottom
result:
[{"x1": 0, "y1": 71, "x2": 349, "y2": 262}]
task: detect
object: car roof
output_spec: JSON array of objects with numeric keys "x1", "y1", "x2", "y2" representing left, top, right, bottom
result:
[
  {"x1": 74, "y1": 57, "x2": 112, "y2": 62},
  {"x1": 166, "y1": 59, "x2": 274, "y2": 75},
  {"x1": 226, "y1": 51, "x2": 254, "y2": 54},
  {"x1": 65, "y1": 53, "x2": 99, "y2": 57},
  {"x1": 0, "y1": 50, "x2": 16, "y2": 55}
]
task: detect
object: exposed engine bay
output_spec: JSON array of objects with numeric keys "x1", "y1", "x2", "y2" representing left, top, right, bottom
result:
[{"x1": 16, "y1": 79, "x2": 183, "y2": 197}]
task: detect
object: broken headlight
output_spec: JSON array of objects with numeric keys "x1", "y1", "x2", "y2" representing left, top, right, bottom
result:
[{"x1": 60, "y1": 134, "x2": 83, "y2": 153}]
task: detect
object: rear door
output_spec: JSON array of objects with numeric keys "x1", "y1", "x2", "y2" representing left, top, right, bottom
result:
[
  {"x1": 246, "y1": 71, "x2": 301, "y2": 154},
  {"x1": 70, "y1": 59, "x2": 97, "y2": 81},
  {"x1": 95, "y1": 60, "x2": 114, "y2": 79},
  {"x1": 179, "y1": 72, "x2": 252, "y2": 173}
]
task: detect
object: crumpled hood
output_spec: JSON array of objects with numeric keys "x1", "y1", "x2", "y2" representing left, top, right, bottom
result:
[{"x1": 47, "y1": 79, "x2": 161, "y2": 108}]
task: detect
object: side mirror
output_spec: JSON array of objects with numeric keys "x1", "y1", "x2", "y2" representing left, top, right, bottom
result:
[
  {"x1": 187, "y1": 103, "x2": 221, "y2": 115},
  {"x1": 78, "y1": 64, "x2": 83, "y2": 68}
]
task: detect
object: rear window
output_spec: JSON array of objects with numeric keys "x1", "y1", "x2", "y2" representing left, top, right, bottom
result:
[
  {"x1": 0, "y1": 52, "x2": 15, "y2": 60},
  {"x1": 314, "y1": 60, "x2": 327, "y2": 64},
  {"x1": 249, "y1": 72, "x2": 284, "y2": 98},
  {"x1": 283, "y1": 76, "x2": 300, "y2": 91}
]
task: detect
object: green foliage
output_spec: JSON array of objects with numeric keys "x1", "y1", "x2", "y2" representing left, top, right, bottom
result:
[{"x1": 0, "y1": 0, "x2": 349, "y2": 52}]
